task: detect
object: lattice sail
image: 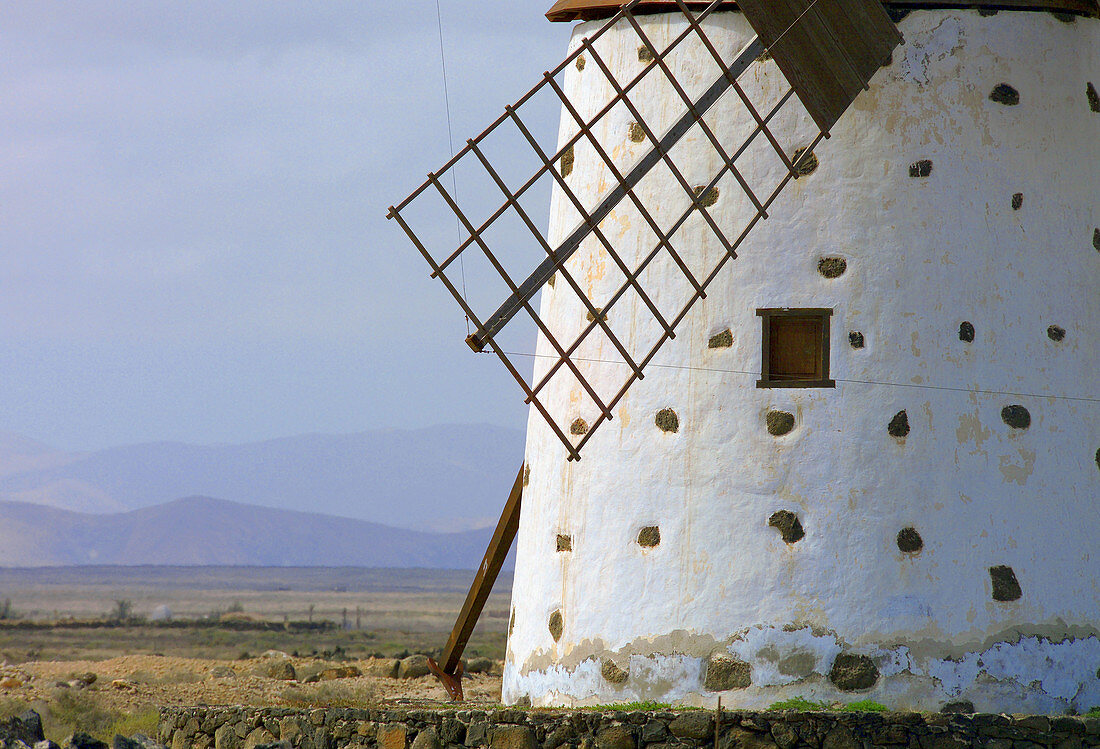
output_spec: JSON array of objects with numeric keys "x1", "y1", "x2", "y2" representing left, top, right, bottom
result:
[{"x1": 388, "y1": 0, "x2": 900, "y2": 460}]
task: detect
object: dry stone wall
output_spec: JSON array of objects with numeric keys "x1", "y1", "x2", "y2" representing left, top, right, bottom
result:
[{"x1": 158, "y1": 707, "x2": 1100, "y2": 749}]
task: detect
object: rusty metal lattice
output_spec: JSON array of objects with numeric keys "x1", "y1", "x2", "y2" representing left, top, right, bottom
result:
[{"x1": 388, "y1": 0, "x2": 897, "y2": 460}]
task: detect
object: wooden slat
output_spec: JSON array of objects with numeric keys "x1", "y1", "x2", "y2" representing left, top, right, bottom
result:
[
  {"x1": 546, "y1": 0, "x2": 1100, "y2": 23},
  {"x1": 439, "y1": 464, "x2": 525, "y2": 674},
  {"x1": 736, "y1": 0, "x2": 901, "y2": 131}
]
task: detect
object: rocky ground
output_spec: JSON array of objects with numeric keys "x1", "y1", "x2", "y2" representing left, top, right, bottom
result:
[{"x1": 0, "y1": 653, "x2": 502, "y2": 743}]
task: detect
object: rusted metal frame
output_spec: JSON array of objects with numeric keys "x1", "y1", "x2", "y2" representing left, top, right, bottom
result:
[
  {"x1": 433, "y1": 9, "x2": 734, "y2": 277},
  {"x1": 455, "y1": 8, "x2": 739, "y2": 336},
  {"x1": 427, "y1": 174, "x2": 618, "y2": 427},
  {"x1": 544, "y1": 52, "x2": 707, "y2": 309},
  {"x1": 522, "y1": 87, "x2": 796, "y2": 406},
  {"x1": 584, "y1": 33, "x2": 743, "y2": 269},
  {"x1": 500, "y1": 108, "x2": 649, "y2": 392},
  {"x1": 625, "y1": 6, "x2": 770, "y2": 218},
  {"x1": 431, "y1": 462, "x2": 525, "y2": 694},
  {"x1": 464, "y1": 136, "x2": 647, "y2": 397},
  {"x1": 390, "y1": 198, "x2": 581, "y2": 460},
  {"x1": 387, "y1": 204, "x2": 493, "y2": 338},
  {"x1": 394, "y1": 0, "x2": 656, "y2": 216},
  {"x1": 571, "y1": 40, "x2": 713, "y2": 300},
  {"x1": 540, "y1": 77, "x2": 707, "y2": 328},
  {"x1": 465, "y1": 34, "x2": 765, "y2": 353},
  {"x1": 674, "y1": 0, "x2": 804, "y2": 177},
  {"x1": 481, "y1": 115, "x2": 676, "y2": 352},
  {"x1": 569, "y1": 129, "x2": 826, "y2": 456},
  {"x1": 429, "y1": 1, "x2": 732, "y2": 279}
]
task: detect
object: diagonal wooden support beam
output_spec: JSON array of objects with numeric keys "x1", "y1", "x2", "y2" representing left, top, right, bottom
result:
[{"x1": 428, "y1": 463, "x2": 525, "y2": 701}]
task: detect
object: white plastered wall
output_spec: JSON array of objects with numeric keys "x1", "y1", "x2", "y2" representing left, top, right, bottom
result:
[{"x1": 503, "y1": 9, "x2": 1100, "y2": 714}]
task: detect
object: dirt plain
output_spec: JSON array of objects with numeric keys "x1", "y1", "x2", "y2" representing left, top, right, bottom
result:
[{"x1": 0, "y1": 567, "x2": 510, "y2": 741}]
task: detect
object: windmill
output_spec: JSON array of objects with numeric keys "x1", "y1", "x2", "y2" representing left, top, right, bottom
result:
[{"x1": 389, "y1": 0, "x2": 1100, "y2": 713}]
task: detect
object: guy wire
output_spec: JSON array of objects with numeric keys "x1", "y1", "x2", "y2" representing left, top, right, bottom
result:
[
  {"x1": 490, "y1": 349, "x2": 1100, "y2": 405},
  {"x1": 435, "y1": 0, "x2": 470, "y2": 335}
]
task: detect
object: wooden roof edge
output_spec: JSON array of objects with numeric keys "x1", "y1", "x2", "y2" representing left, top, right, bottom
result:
[{"x1": 546, "y1": 0, "x2": 1100, "y2": 22}]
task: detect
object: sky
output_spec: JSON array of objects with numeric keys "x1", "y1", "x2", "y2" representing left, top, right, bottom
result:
[{"x1": 0, "y1": 2, "x2": 572, "y2": 450}]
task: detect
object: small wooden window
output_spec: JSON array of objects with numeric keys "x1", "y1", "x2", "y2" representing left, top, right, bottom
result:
[{"x1": 757, "y1": 308, "x2": 835, "y2": 388}]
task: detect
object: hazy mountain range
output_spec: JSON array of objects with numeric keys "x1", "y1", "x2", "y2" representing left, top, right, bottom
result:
[
  {"x1": 0, "y1": 425, "x2": 524, "y2": 567},
  {"x1": 0, "y1": 496, "x2": 504, "y2": 568},
  {"x1": 0, "y1": 425, "x2": 524, "y2": 532}
]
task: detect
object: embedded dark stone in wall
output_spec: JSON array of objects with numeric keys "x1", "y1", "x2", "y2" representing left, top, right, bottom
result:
[
  {"x1": 888, "y1": 410, "x2": 910, "y2": 438},
  {"x1": 849, "y1": 331, "x2": 865, "y2": 349},
  {"x1": 523, "y1": 465, "x2": 530, "y2": 487},
  {"x1": 548, "y1": 610, "x2": 563, "y2": 641},
  {"x1": 766, "y1": 411, "x2": 796, "y2": 436},
  {"x1": 600, "y1": 660, "x2": 629, "y2": 685},
  {"x1": 547, "y1": 273, "x2": 556, "y2": 288},
  {"x1": 561, "y1": 146, "x2": 575, "y2": 178},
  {"x1": 576, "y1": 55, "x2": 586, "y2": 72},
  {"x1": 556, "y1": 534, "x2": 572, "y2": 552},
  {"x1": 978, "y1": 7, "x2": 998, "y2": 15},
  {"x1": 941, "y1": 700, "x2": 976, "y2": 714},
  {"x1": 703, "y1": 654, "x2": 752, "y2": 691},
  {"x1": 768, "y1": 510, "x2": 805, "y2": 544},
  {"x1": 509, "y1": 608, "x2": 515, "y2": 636},
  {"x1": 792, "y1": 146, "x2": 819, "y2": 177},
  {"x1": 1094, "y1": 228, "x2": 1099, "y2": 252},
  {"x1": 638, "y1": 45, "x2": 654, "y2": 63},
  {"x1": 586, "y1": 308, "x2": 607, "y2": 323},
  {"x1": 1050, "y1": 10, "x2": 1076, "y2": 22},
  {"x1": 909, "y1": 160, "x2": 933, "y2": 178},
  {"x1": 708, "y1": 329, "x2": 733, "y2": 349},
  {"x1": 886, "y1": 7, "x2": 911, "y2": 21},
  {"x1": 693, "y1": 185, "x2": 719, "y2": 208},
  {"x1": 1088, "y1": 82, "x2": 1100, "y2": 113},
  {"x1": 570, "y1": 418, "x2": 589, "y2": 436},
  {"x1": 1095, "y1": 447, "x2": 1099, "y2": 472},
  {"x1": 897, "y1": 527, "x2": 924, "y2": 554},
  {"x1": 959, "y1": 321, "x2": 975, "y2": 342},
  {"x1": 628, "y1": 122, "x2": 646, "y2": 143},
  {"x1": 990, "y1": 565, "x2": 1022, "y2": 602},
  {"x1": 1012, "y1": 193, "x2": 1023, "y2": 211},
  {"x1": 1047, "y1": 325, "x2": 1066, "y2": 342},
  {"x1": 989, "y1": 83, "x2": 1020, "y2": 106},
  {"x1": 829, "y1": 653, "x2": 880, "y2": 691},
  {"x1": 637, "y1": 526, "x2": 661, "y2": 548},
  {"x1": 655, "y1": 408, "x2": 679, "y2": 433},
  {"x1": 1001, "y1": 404, "x2": 1031, "y2": 430},
  {"x1": 818, "y1": 257, "x2": 847, "y2": 279}
]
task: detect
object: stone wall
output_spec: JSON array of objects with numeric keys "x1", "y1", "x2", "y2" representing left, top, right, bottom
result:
[{"x1": 158, "y1": 706, "x2": 1100, "y2": 749}]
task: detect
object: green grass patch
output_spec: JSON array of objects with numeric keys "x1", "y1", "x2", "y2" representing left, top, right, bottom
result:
[
  {"x1": 103, "y1": 710, "x2": 160, "y2": 742},
  {"x1": 1087, "y1": 706, "x2": 1100, "y2": 716},
  {"x1": 841, "y1": 700, "x2": 888, "y2": 713},
  {"x1": 767, "y1": 697, "x2": 832, "y2": 711},
  {"x1": 43, "y1": 690, "x2": 120, "y2": 742}
]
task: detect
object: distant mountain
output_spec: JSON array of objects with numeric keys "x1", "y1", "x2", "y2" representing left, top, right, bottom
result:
[
  {"x1": 0, "y1": 425, "x2": 524, "y2": 531},
  {"x1": 0, "y1": 496, "x2": 505, "y2": 568}
]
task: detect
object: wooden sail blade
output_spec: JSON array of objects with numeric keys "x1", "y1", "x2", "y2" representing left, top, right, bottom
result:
[{"x1": 735, "y1": 0, "x2": 902, "y2": 132}]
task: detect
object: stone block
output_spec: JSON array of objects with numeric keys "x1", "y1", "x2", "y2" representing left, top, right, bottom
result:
[
  {"x1": 596, "y1": 726, "x2": 635, "y2": 749},
  {"x1": 489, "y1": 726, "x2": 537, "y2": 749},
  {"x1": 215, "y1": 725, "x2": 241, "y2": 749},
  {"x1": 669, "y1": 714, "x2": 712, "y2": 741},
  {"x1": 379, "y1": 725, "x2": 409, "y2": 749},
  {"x1": 412, "y1": 729, "x2": 442, "y2": 749},
  {"x1": 244, "y1": 730, "x2": 276, "y2": 749},
  {"x1": 398, "y1": 656, "x2": 432, "y2": 680}
]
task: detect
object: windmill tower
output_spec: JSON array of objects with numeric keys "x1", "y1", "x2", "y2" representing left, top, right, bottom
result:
[{"x1": 390, "y1": 0, "x2": 1100, "y2": 714}]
